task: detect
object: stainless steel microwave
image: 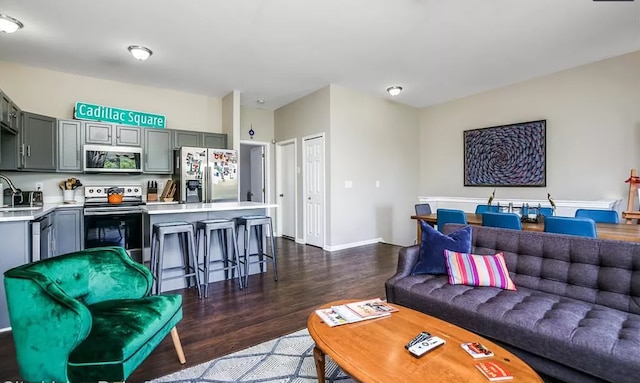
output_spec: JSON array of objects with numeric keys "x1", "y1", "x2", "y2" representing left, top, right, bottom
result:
[{"x1": 83, "y1": 144, "x2": 143, "y2": 173}]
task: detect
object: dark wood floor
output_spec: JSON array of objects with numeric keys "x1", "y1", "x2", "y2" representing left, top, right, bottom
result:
[{"x1": 0, "y1": 238, "x2": 401, "y2": 382}]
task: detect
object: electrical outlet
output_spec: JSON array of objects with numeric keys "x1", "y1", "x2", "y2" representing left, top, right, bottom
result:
[
  {"x1": 158, "y1": 182, "x2": 164, "y2": 190},
  {"x1": 35, "y1": 182, "x2": 43, "y2": 191}
]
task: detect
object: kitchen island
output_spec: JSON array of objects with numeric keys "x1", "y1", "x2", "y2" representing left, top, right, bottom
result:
[{"x1": 142, "y1": 201, "x2": 278, "y2": 293}]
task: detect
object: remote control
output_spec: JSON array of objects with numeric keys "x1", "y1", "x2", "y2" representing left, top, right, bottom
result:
[
  {"x1": 406, "y1": 335, "x2": 446, "y2": 357},
  {"x1": 405, "y1": 332, "x2": 431, "y2": 349}
]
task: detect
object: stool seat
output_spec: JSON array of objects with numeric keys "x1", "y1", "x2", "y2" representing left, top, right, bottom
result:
[
  {"x1": 151, "y1": 222, "x2": 202, "y2": 298},
  {"x1": 196, "y1": 218, "x2": 243, "y2": 296},
  {"x1": 236, "y1": 215, "x2": 278, "y2": 287}
]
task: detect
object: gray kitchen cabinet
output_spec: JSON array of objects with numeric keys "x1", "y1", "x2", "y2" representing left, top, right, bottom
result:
[
  {"x1": 0, "y1": 221, "x2": 30, "y2": 329},
  {"x1": 54, "y1": 208, "x2": 83, "y2": 256},
  {"x1": 115, "y1": 125, "x2": 142, "y2": 146},
  {"x1": 84, "y1": 122, "x2": 113, "y2": 144},
  {"x1": 173, "y1": 130, "x2": 200, "y2": 148},
  {"x1": 202, "y1": 133, "x2": 227, "y2": 149},
  {"x1": 0, "y1": 90, "x2": 21, "y2": 134},
  {"x1": 58, "y1": 119, "x2": 83, "y2": 172},
  {"x1": 144, "y1": 128, "x2": 173, "y2": 174},
  {"x1": 0, "y1": 131, "x2": 18, "y2": 170},
  {"x1": 21, "y1": 112, "x2": 57, "y2": 171}
]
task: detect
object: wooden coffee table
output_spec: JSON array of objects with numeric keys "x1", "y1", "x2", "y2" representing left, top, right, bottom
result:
[{"x1": 307, "y1": 300, "x2": 543, "y2": 383}]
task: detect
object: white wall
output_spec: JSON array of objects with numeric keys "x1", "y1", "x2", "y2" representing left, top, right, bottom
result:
[
  {"x1": 274, "y1": 86, "x2": 330, "y2": 242},
  {"x1": 240, "y1": 106, "x2": 274, "y2": 142},
  {"x1": 0, "y1": 62, "x2": 222, "y2": 132},
  {"x1": 329, "y1": 85, "x2": 420, "y2": 247},
  {"x1": 420, "y1": 51, "x2": 640, "y2": 206}
]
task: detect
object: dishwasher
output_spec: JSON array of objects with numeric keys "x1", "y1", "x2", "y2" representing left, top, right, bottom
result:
[{"x1": 31, "y1": 214, "x2": 53, "y2": 262}]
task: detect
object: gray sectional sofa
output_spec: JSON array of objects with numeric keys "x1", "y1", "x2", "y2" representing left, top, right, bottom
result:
[{"x1": 385, "y1": 224, "x2": 640, "y2": 383}]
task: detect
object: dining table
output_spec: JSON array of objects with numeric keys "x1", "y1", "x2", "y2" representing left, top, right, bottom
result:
[{"x1": 412, "y1": 213, "x2": 640, "y2": 243}]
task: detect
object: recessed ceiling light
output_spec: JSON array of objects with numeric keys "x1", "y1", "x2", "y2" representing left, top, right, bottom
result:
[
  {"x1": 128, "y1": 45, "x2": 153, "y2": 61},
  {"x1": 0, "y1": 14, "x2": 24, "y2": 34},
  {"x1": 386, "y1": 86, "x2": 403, "y2": 96},
  {"x1": 256, "y1": 99, "x2": 265, "y2": 104}
]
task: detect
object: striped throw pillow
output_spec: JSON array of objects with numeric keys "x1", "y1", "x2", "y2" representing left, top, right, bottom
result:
[{"x1": 444, "y1": 250, "x2": 517, "y2": 291}]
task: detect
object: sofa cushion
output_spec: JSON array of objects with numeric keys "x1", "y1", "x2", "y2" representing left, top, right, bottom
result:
[
  {"x1": 67, "y1": 294, "x2": 182, "y2": 381},
  {"x1": 444, "y1": 250, "x2": 516, "y2": 290},
  {"x1": 391, "y1": 275, "x2": 640, "y2": 383},
  {"x1": 413, "y1": 222, "x2": 471, "y2": 275}
]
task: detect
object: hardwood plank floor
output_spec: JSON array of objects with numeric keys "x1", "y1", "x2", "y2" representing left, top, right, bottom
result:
[{"x1": 0, "y1": 238, "x2": 401, "y2": 382}]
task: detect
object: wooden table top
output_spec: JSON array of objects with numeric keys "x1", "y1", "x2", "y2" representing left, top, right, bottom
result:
[
  {"x1": 412, "y1": 213, "x2": 640, "y2": 243},
  {"x1": 307, "y1": 300, "x2": 543, "y2": 383}
]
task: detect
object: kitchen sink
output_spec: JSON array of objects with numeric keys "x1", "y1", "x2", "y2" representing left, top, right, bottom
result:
[{"x1": 0, "y1": 206, "x2": 43, "y2": 212}]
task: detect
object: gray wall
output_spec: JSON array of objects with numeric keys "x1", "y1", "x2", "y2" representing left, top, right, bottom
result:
[{"x1": 419, "y1": 51, "x2": 640, "y2": 205}]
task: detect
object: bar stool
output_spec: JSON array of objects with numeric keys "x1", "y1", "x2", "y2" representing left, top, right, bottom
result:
[
  {"x1": 236, "y1": 215, "x2": 278, "y2": 287},
  {"x1": 150, "y1": 221, "x2": 202, "y2": 298},
  {"x1": 196, "y1": 218, "x2": 243, "y2": 297}
]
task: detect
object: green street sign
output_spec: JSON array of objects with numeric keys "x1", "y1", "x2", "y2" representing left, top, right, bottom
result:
[{"x1": 74, "y1": 102, "x2": 166, "y2": 128}]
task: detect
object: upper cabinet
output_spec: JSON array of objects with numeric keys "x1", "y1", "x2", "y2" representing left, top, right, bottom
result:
[
  {"x1": 58, "y1": 120, "x2": 83, "y2": 172},
  {"x1": 143, "y1": 128, "x2": 173, "y2": 174},
  {"x1": 202, "y1": 133, "x2": 227, "y2": 149},
  {"x1": 172, "y1": 129, "x2": 228, "y2": 149},
  {"x1": 0, "y1": 90, "x2": 21, "y2": 135},
  {"x1": 21, "y1": 112, "x2": 57, "y2": 171},
  {"x1": 84, "y1": 122, "x2": 141, "y2": 147}
]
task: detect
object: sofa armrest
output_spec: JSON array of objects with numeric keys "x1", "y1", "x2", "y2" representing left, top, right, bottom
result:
[
  {"x1": 4, "y1": 271, "x2": 92, "y2": 382},
  {"x1": 385, "y1": 245, "x2": 420, "y2": 303}
]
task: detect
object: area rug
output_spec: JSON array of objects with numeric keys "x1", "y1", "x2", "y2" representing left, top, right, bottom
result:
[{"x1": 151, "y1": 328, "x2": 355, "y2": 383}]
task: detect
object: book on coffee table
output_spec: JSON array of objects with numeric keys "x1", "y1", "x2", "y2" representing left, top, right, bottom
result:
[
  {"x1": 475, "y1": 361, "x2": 513, "y2": 381},
  {"x1": 461, "y1": 342, "x2": 494, "y2": 359},
  {"x1": 315, "y1": 299, "x2": 394, "y2": 327}
]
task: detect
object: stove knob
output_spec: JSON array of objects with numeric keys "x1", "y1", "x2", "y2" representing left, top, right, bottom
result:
[
  {"x1": 127, "y1": 188, "x2": 132, "y2": 193},
  {"x1": 89, "y1": 189, "x2": 93, "y2": 193},
  {"x1": 134, "y1": 188, "x2": 139, "y2": 193}
]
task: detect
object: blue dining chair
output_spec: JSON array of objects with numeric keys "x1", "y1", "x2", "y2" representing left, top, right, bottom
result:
[
  {"x1": 475, "y1": 204, "x2": 500, "y2": 214},
  {"x1": 436, "y1": 209, "x2": 467, "y2": 232},
  {"x1": 544, "y1": 216, "x2": 597, "y2": 238},
  {"x1": 575, "y1": 209, "x2": 619, "y2": 224},
  {"x1": 538, "y1": 207, "x2": 554, "y2": 217},
  {"x1": 482, "y1": 212, "x2": 522, "y2": 230},
  {"x1": 415, "y1": 203, "x2": 432, "y2": 216}
]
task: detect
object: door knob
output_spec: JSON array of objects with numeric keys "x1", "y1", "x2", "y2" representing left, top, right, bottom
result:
[
  {"x1": 279, "y1": 194, "x2": 284, "y2": 197},
  {"x1": 308, "y1": 197, "x2": 311, "y2": 200}
]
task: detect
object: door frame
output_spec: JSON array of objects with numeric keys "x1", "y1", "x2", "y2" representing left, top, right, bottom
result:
[
  {"x1": 275, "y1": 138, "x2": 298, "y2": 239},
  {"x1": 239, "y1": 140, "x2": 271, "y2": 208},
  {"x1": 302, "y1": 133, "x2": 326, "y2": 248}
]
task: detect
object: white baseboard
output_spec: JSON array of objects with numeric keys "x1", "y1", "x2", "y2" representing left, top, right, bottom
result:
[
  {"x1": 296, "y1": 237, "x2": 305, "y2": 244},
  {"x1": 0, "y1": 326, "x2": 10, "y2": 333},
  {"x1": 323, "y1": 238, "x2": 382, "y2": 252}
]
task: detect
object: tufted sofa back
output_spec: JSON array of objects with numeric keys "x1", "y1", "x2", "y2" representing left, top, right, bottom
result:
[{"x1": 444, "y1": 224, "x2": 640, "y2": 315}]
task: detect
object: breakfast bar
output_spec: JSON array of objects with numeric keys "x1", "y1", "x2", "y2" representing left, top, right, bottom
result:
[{"x1": 142, "y1": 201, "x2": 278, "y2": 292}]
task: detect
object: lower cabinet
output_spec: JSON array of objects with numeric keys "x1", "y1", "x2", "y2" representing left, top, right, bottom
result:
[
  {"x1": 54, "y1": 208, "x2": 83, "y2": 256},
  {"x1": 0, "y1": 221, "x2": 30, "y2": 329}
]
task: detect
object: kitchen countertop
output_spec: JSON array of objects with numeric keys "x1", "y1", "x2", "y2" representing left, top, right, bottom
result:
[
  {"x1": 0, "y1": 201, "x2": 277, "y2": 222},
  {"x1": 142, "y1": 201, "x2": 278, "y2": 215}
]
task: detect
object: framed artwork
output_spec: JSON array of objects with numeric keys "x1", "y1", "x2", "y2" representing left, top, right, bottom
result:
[{"x1": 464, "y1": 120, "x2": 546, "y2": 187}]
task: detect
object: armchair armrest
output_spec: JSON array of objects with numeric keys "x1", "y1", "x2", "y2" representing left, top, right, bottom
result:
[
  {"x1": 385, "y1": 245, "x2": 420, "y2": 303},
  {"x1": 4, "y1": 271, "x2": 92, "y2": 383}
]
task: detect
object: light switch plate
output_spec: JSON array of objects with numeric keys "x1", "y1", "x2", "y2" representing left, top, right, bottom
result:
[{"x1": 345, "y1": 180, "x2": 353, "y2": 188}]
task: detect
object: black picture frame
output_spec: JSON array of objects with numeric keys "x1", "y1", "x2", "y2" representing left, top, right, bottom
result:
[{"x1": 464, "y1": 120, "x2": 546, "y2": 187}]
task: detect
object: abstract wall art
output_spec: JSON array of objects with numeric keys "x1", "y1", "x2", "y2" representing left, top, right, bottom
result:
[{"x1": 464, "y1": 120, "x2": 546, "y2": 187}]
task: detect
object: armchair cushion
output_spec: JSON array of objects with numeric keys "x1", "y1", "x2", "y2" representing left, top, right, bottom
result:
[{"x1": 68, "y1": 295, "x2": 182, "y2": 381}]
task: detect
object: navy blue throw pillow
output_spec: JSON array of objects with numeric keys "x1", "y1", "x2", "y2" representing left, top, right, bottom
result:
[{"x1": 412, "y1": 221, "x2": 472, "y2": 275}]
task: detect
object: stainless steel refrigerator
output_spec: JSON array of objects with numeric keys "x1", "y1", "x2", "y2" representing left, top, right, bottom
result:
[{"x1": 173, "y1": 147, "x2": 239, "y2": 203}]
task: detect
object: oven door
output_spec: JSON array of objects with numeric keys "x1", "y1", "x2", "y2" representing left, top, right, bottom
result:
[{"x1": 84, "y1": 208, "x2": 143, "y2": 261}]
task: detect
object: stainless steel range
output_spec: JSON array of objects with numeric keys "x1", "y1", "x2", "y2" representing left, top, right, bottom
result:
[{"x1": 83, "y1": 185, "x2": 145, "y2": 261}]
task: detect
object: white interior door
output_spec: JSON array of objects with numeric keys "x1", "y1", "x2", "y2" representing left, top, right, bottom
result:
[
  {"x1": 250, "y1": 146, "x2": 264, "y2": 202},
  {"x1": 303, "y1": 135, "x2": 324, "y2": 247},
  {"x1": 277, "y1": 141, "x2": 296, "y2": 238}
]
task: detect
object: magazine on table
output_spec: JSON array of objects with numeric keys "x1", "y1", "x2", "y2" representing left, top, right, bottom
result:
[{"x1": 315, "y1": 298, "x2": 396, "y2": 327}]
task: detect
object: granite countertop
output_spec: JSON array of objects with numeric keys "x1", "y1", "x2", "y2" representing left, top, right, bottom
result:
[
  {"x1": 142, "y1": 201, "x2": 278, "y2": 215},
  {"x1": 0, "y1": 202, "x2": 83, "y2": 223}
]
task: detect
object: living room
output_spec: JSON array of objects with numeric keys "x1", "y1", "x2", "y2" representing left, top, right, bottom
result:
[{"x1": 0, "y1": 1, "x2": 638, "y2": 382}]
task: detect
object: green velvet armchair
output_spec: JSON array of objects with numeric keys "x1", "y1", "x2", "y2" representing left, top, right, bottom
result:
[{"x1": 4, "y1": 246, "x2": 186, "y2": 382}]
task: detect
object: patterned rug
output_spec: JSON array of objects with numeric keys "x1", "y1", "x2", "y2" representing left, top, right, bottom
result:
[{"x1": 151, "y1": 329, "x2": 355, "y2": 383}]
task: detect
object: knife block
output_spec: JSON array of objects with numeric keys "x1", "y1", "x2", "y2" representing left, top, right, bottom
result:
[{"x1": 147, "y1": 192, "x2": 158, "y2": 202}]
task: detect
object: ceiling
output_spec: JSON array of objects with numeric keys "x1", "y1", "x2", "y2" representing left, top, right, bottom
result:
[{"x1": 0, "y1": 0, "x2": 638, "y2": 110}]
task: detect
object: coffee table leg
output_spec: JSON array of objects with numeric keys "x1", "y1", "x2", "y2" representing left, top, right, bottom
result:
[{"x1": 313, "y1": 345, "x2": 326, "y2": 383}]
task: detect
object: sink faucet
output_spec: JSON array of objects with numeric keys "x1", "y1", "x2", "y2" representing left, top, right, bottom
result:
[{"x1": 0, "y1": 173, "x2": 20, "y2": 207}]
